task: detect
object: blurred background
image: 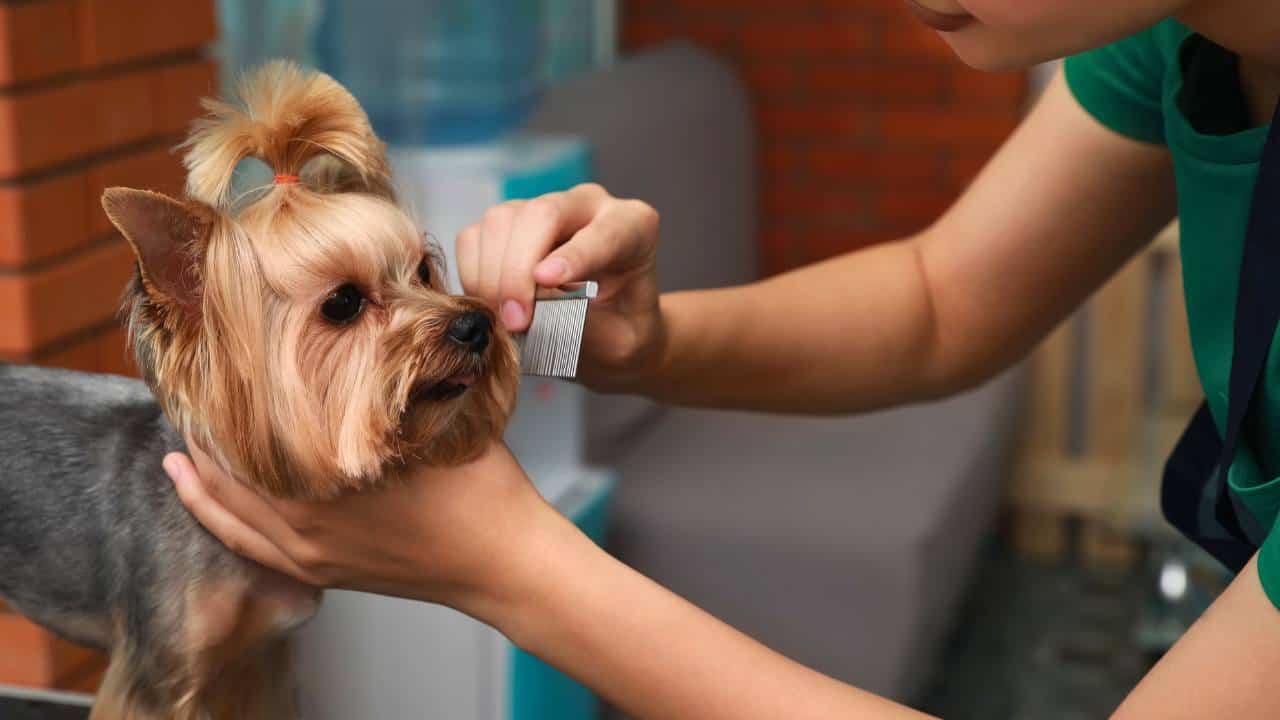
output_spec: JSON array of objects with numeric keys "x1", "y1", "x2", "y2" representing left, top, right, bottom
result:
[{"x1": 0, "y1": 2, "x2": 1226, "y2": 719}]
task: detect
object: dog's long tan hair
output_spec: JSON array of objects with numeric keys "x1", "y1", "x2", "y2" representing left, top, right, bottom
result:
[
  {"x1": 109, "y1": 61, "x2": 516, "y2": 499},
  {"x1": 183, "y1": 59, "x2": 395, "y2": 206}
]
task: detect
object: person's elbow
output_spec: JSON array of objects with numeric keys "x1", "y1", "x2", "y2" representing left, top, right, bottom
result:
[
  {"x1": 907, "y1": 240, "x2": 1023, "y2": 401},
  {"x1": 913, "y1": 310, "x2": 1034, "y2": 404}
]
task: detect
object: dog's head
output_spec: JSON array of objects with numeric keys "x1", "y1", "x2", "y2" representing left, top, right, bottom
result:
[{"x1": 102, "y1": 61, "x2": 517, "y2": 499}]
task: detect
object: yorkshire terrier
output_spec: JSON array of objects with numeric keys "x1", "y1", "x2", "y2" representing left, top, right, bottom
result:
[{"x1": 0, "y1": 61, "x2": 518, "y2": 719}]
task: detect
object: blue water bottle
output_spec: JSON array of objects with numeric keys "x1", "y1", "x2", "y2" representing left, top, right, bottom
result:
[{"x1": 313, "y1": 0, "x2": 546, "y2": 146}]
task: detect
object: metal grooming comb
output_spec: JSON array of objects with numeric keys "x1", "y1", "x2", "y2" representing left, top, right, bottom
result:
[{"x1": 515, "y1": 281, "x2": 598, "y2": 378}]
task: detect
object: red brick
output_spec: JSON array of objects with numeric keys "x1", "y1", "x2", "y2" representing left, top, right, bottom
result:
[
  {"x1": 0, "y1": 140, "x2": 182, "y2": 269},
  {"x1": 0, "y1": 237, "x2": 135, "y2": 352},
  {"x1": 811, "y1": 0, "x2": 913, "y2": 19},
  {"x1": 760, "y1": 105, "x2": 869, "y2": 137},
  {"x1": 875, "y1": 188, "x2": 957, "y2": 232},
  {"x1": 0, "y1": 72, "x2": 150, "y2": 177},
  {"x1": 0, "y1": 172, "x2": 91, "y2": 267},
  {"x1": 0, "y1": 612, "x2": 105, "y2": 689},
  {"x1": 0, "y1": 613, "x2": 61, "y2": 686},
  {"x1": 621, "y1": 18, "x2": 676, "y2": 49},
  {"x1": 947, "y1": 149, "x2": 997, "y2": 188},
  {"x1": 0, "y1": 82, "x2": 99, "y2": 178},
  {"x1": 878, "y1": 108, "x2": 1019, "y2": 148},
  {"x1": 36, "y1": 333, "x2": 100, "y2": 373},
  {"x1": 96, "y1": 326, "x2": 136, "y2": 377},
  {"x1": 672, "y1": 0, "x2": 790, "y2": 8},
  {"x1": 27, "y1": 239, "x2": 136, "y2": 348},
  {"x1": 77, "y1": 0, "x2": 216, "y2": 68},
  {"x1": 760, "y1": 228, "x2": 784, "y2": 276},
  {"x1": 0, "y1": 59, "x2": 211, "y2": 179},
  {"x1": 0, "y1": 1, "x2": 214, "y2": 88},
  {"x1": 92, "y1": 69, "x2": 160, "y2": 152},
  {"x1": 762, "y1": 141, "x2": 808, "y2": 179},
  {"x1": 761, "y1": 227, "x2": 803, "y2": 276},
  {"x1": 152, "y1": 58, "x2": 218, "y2": 135},
  {"x1": 620, "y1": 0, "x2": 669, "y2": 20},
  {"x1": 811, "y1": 147, "x2": 943, "y2": 185},
  {"x1": 950, "y1": 69, "x2": 1027, "y2": 105},
  {"x1": 811, "y1": 64, "x2": 949, "y2": 102},
  {"x1": 38, "y1": 325, "x2": 135, "y2": 377},
  {"x1": 765, "y1": 186, "x2": 865, "y2": 220},
  {"x1": 685, "y1": 23, "x2": 739, "y2": 53},
  {"x1": 621, "y1": 2, "x2": 1026, "y2": 270},
  {"x1": 740, "y1": 22, "x2": 873, "y2": 54},
  {"x1": 58, "y1": 657, "x2": 107, "y2": 693},
  {"x1": 740, "y1": 61, "x2": 804, "y2": 100},
  {"x1": 87, "y1": 145, "x2": 185, "y2": 236},
  {"x1": 881, "y1": 21, "x2": 959, "y2": 63},
  {"x1": 0, "y1": 1, "x2": 81, "y2": 87},
  {"x1": 803, "y1": 228, "x2": 894, "y2": 261},
  {"x1": 0, "y1": 268, "x2": 31, "y2": 349}
]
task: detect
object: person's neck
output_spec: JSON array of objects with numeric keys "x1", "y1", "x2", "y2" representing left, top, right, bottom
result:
[{"x1": 1179, "y1": 0, "x2": 1280, "y2": 125}]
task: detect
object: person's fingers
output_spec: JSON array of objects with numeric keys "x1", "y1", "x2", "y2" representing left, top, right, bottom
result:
[
  {"x1": 475, "y1": 201, "x2": 523, "y2": 306},
  {"x1": 163, "y1": 453, "x2": 317, "y2": 583},
  {"x1": 496, "y1": 191, "x2": 611, "y2": 332},
  {"x1": 456, "y1": 223, "x2": 481, "y2": 296},
  {"x1": 495, "y1": 195, "x2": 562, "y2": 331},
  {"x1": 535, "y1": 199, "x2": 660, "y2": 287},
  {"x1": 183, "y1": 445, "x2": 312, "y2": 553}
]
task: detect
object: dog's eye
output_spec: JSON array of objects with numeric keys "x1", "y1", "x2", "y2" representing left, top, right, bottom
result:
[
  {"x1": 417, "y1": 257, "x2": 433, "y2": 285},
  {"x1": 321, "y1": 284, "x2": 365, "y2": 325}
]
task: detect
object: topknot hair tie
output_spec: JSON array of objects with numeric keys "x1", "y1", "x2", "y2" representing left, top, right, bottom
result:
[{"x1": 273, "y1": 174, "x2": 300, "y2": 185}]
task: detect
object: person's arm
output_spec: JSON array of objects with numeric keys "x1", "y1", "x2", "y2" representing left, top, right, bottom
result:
[
  {"x1": 462, "y1": 69, "x2": 1177, "y2": 413},
  {"x1": 500, "y1": 480, "x2": 930, "y2": 720},
  {"x1": 162, "y1": 445, "x2": 932, "y2": 720},
  {"x1": 1112, "y1": 555, "x2": 1280, "y2": 718}
]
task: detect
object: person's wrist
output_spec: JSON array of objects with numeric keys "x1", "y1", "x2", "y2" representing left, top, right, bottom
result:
[
  {"x1": 644, "y1": 295, "x2": 675, "y2": 387},
  {"x1": 621, "y1": 293, "x2": 678, "y2": 399},
  {"x1": 388, "y1": 444, "x2": 555, "y2": 622},
  {"x1": 617, "y1": 294, "x2": 675, "y2": 396},
  {"x1": 473, "y1": 506, "x2": 605, "y2": 652},
  {"x1": 579, "y1": 295, "x2": 672, "y2": 398}
]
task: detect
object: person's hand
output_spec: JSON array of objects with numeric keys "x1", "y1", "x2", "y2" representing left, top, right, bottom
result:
[
  {"x1": 162, "y1": 438, "x2": 568, "y2": 624},
  {"x1": 456, "y1": 182, "x2": 666, "y2": 392}
]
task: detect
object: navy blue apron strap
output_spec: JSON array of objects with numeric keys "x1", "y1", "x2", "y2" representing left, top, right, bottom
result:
[
  {"x1": 1162, "y1": 400, "x2": 1257, "y2": 572},
  {"x1": 1213, "y1": 98, "x2": 1280, "y2": 543}
]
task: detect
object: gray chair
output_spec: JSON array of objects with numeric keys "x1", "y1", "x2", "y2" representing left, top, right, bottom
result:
[{"x1": 528, "y1": 44, "x2": 1021, "y2": 704}]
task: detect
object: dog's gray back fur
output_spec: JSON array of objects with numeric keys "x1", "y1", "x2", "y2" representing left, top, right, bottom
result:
[{"x1": 0, "y1": 363, "x2": 242, "y2": 670}]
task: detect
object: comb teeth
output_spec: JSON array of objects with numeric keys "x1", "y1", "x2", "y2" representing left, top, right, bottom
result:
[{"x1": 517, "y1": 297, "x2": 589, "y2": 378}]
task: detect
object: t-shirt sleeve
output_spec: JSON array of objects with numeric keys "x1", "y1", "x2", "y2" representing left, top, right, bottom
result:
[{"x1": 1063, "y1": 24, "x2": 1171, "y2": 145}]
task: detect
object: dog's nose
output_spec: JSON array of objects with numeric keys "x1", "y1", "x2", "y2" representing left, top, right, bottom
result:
[{"x1": 447, "y1": 311, "x2": 491, "y2": 353}]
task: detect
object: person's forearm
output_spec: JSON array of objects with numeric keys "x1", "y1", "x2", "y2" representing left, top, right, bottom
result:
[
  {"x1": 490, "y1": 511, "x2": 932, "y2": 720},
  {"x1": 639, "y1": 238, "x2": 958, "y2": 414}
]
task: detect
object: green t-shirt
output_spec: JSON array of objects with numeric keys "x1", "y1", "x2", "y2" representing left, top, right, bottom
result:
[{"x1": 1065, "y1": 19, "x2": 1280, "y2": 606}]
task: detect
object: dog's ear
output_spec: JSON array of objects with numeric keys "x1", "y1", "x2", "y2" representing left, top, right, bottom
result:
[{"x1": 102, "y1": 187, "x2": 214, "y2": 313}]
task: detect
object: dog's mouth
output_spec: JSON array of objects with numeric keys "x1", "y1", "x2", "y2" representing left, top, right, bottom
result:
[{"x1": 413, "y1": 372, "x2": 477, "y2": 403}]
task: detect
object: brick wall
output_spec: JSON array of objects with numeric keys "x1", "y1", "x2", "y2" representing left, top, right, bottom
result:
[
  {"x1": 622, "y1": 0, "x2": 1026, "y2": 275},
  {"x1": 0, "y1": 0, "x2": 216, "y2": 375},
  {"x1": 0, "y1": 0, "x2": 217, "y2": 692}
]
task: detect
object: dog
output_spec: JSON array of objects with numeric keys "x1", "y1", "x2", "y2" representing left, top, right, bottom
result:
[{"x1": 0, "y1": 60, "x2": 518, "y2": 719}]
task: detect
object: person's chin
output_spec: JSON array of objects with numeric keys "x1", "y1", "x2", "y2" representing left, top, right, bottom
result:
[{"x1": 939, "y1": 28, "x2": 1065, "y2": 72}]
